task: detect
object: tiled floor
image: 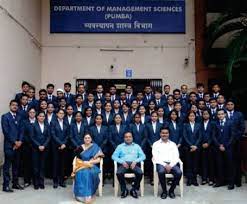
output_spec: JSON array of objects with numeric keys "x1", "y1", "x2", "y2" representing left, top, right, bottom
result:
[{"x1": 0, "y1": 179, "x2": 247, "y2": 204}]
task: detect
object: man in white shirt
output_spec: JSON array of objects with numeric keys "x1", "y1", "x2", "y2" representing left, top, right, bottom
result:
[{"x1": 152, "y1": 127, "x2": 182, "y2": 199}]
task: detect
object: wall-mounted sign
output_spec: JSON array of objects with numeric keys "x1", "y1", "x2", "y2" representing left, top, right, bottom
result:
[{"x1": 50, "y1": 0, "x2": 185, "y2": 33}]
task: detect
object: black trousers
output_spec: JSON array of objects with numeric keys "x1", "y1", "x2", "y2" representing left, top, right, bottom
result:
[
  {"x1": 144, "y1": 146, "x2": 153, "y2": 180},
  {"x1": 116, "y1": 162, "x2": 143, "y2": 192},
  {"x1": 3, "y1": 150, "x2": 20, "y2": 188},
  {"x1": 233, "y1": 140, "x2": 242, "y2": 185},
  {"x1": 157, "y1": 164, "x2": 182, "y2": 193},
  {"x1": 52, "y1": 147, "x2": 68, "y2": 184},
  {"x1": 184, "y1": 147, "x2": 199, "y2": 181},
  {"x1": 201, "y1": 146, "x2": 215, "y2": 182},
  {"x1": 23, "y1": 143, "x2": 33, "y2": 183},
  {"x1": 215, "y1": 147, "x2": 235, "y2": 185},
  {"x1": 32, "y1": 148, "x2": 47, "y2": 187}
]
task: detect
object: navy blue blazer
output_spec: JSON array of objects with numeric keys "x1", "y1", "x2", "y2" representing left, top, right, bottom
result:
[
  {"x1": 126, "y1": 95, "x2": 136, "y2": 105},
  {"x1": 226, "y1": 111, "x2": 245, "y2": 140},
  {"x1": 46, "y1": 95, "x2": 58, "y2": 107},
  {"x1": 121, "y1": 112, "x2": 133, "y2": 126},
  {"x1": 183, "y1": 122, "x2": 202, "y2": 147},
  {"x1": 64, "y1": 115, "x2": 75, "y2": 126},
  {"x1": 45, "y1": 113, "x2": 57, "y2": 125},
  {"x1": 64, "y1": 93, "x2": 75, "y2": 106},
  {"x1": 164, "y1": 106, "x2": 174, "y2": 117},
  {"x1": 73, "y1": 104, "x2": 86, "y2": 115},
  {"x1": 102, "y1": 112, "x2": 115, "y2": 126},
  {"x1": 213, "y1": 119, "x2": 234, "y2": 148},
  {"x1": 28, "y1": 98, "x2": 39, "y2": 110},
  {"x1": 83, "y1": 116, "x2": 95, "y2": 128},
  {"x1": 164, "y1": 121, "x2": 183, "y2": 145},
  {"x1": 70, "y1": 122, "x2": 87, "y2": 148},
  {"x1": 30, "y1": 122, "x2": 50, "y2": 149},
  {"x1": 129, "y1": 123, "x2": 147, "y2": 149},
  {"x1": 200, "y1": 120, "x2": 215, "y2": 145},
  {"x1": 1, "y1": 112, "x2": 22, "y2": 153},
  {"x1": 146, "y1": 122, "x2": 163, "y2": 146},
  {"x1": 94, "y1": 94, "x2": 105, "y2": 103},
  {"x1": 140, "y1": 114, "x2": 151, "y2": 125},
  {"x1": 143, "y1": 94, "x2": 155, "y2": 105},
  {"x1": 109, "y1": 124, "x2": 128, "y2": 149},
  {"x1": 89, "y1": 125, "x2": 108, "y2": 151},
  {"x1": 51, "y1": 119, "x2": 70, "y2": 147},
  {"x1": 17, "y1": 106, "x2": 30, "y2": 120},
  {"x1": 20, "y1": 119, "x2": 35, "y2": 143},
  {"x1": 154, "y1": 99, "x2": 166, "y2": 109},
  {"x1": 84, "y1": 101, "x2": 96, "y2": 110}
]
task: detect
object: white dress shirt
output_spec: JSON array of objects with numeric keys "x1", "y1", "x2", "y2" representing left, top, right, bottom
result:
[
  {"x1": 152, "y1": 139, "x2": 179, "y2": 167},
  {"x1": 67, "y1": 115, "x2": 73, "y2": 125},
  {"x1": 47, "y1": 113, "x2": 53, "y2": 124},
  {"x1": 204, "y1": 120, "x2": 209, "y2": 130},
  {"x1": 86, "y1": 116, "x2": 91, "y2": 125},
  {"x1": 152, "y1": 121, "x2": 157, "y2": 133},
  {"x1": 172, "y1": 121, "x2": 176, "y2": 130},
  {"x1": 58, "y1": 119, "x2": 63, "y2": 130},
  {"x1": 190, "y1": 122, "x2": 195, "y2": 132},
  {"x1": 141, "y1": 115, "x2": 145, "y2": 124},
  {"x1": 77, "y1": 122, "x2": 81, "y2": 133},
  {"x1": 39, "y1": 122, "x2": 44, "y2": 133},
  {"x1": 105, "y1": 112, "x2": 110, "y2": 122},
  {"x1": 96, "y1": 125, "x2": 101, "y2": 133},
  {"x1": 116, "y1": 124, "x2": 120, "y2": 133}
]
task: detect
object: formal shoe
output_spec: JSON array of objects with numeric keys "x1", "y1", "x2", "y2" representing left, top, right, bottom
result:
[
  {"x1": 186, "y1": 180, "x2": 191, "y2": 186},
  {"x1": 150, "y1": 180, "x2": 154, "y2": 186},
  {"x1": 34, "y1": 185, "x2": 39, "y2": 190},
  {"x1": 236, "y1": 183, "x2": 242, "y2": 187},
  {"x1": 227, "y1": 185, "x2": 234, "y2": 190},
  {"x1": 39, "y1": 185, "x2": 45, "y2": 189},
  {"x1": 59, "y1": 182, "x2": 66, "y2": 188},
  {"x1": 24, "y1": 183, "x2": 31, "y2": 188},
  {"x1": 120, "y1": 189, "x2": 129, "y2": 198},
  {"x1": 169, "y1": 191, "x2": 176, "y2": 199},
  {"x1": 213, "y1": 183, "x2": 222, "y2": 188},
  {"x1": 208, "y1": 181, "x2": 214, "y2": 186},
  {"x1": 130, "y1": 189, "x2": 138, "y2": 199},
  {"x1": 160, "y1": 191, "x2": 167, "y2": 199},
  {"x1": 192, "y1": 181, "x2": 199, "y2": 186},
  {"x1": 12, "y1": 184, "x2": 24, "y2": 190},
  {"x1": 201, "y1": 180, "x2": 207, "y2": 185},
  {"x1": 53, "y1": 183, "x2": 58, "y2": 189},
  {"x1": 2, "y1": 187, "x2": 14, "y2": 193}
]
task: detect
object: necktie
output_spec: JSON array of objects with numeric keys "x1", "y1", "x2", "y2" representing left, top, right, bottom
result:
[
  {"x1": 230, "y1": 111, "x2": 233, "y2": 119},
  {"x1": 157, "y1": 100, "x2": 160, "y2": 105},
  {"x1": 220, "y1": 120, "x2": 224, "y2": 127},
  {"x1": 12, "y1": 114, "x2": 16, "y2": 120}
]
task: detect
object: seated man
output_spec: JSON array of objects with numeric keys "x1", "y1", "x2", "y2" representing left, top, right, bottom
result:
[
  {"x1": 152, "y1": 127, "x2": 182, "y2": 199},
  {"x1": 112, "y1": 132, "x2": 146, "y2": 199}
]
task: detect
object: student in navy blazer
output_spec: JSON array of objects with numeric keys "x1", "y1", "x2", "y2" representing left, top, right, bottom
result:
[
  {"x1": 27, "y1": 87, "x2": 39, "y2": 111},
  {"x1": 129, "y1": 113, "x2": 147, "y2": 150},
  {"x1": 45, "y1": 102, "x2": 57, "y2": 125},
  {"x1": 183, "y1": 111, "x2": 202, "y2": 186},
  {"x1": 15, "y1": 81, "x2": 30, "y2": 104},
  {"x1": 164, "y1": 95, "x2": 175, "y2": 118},
  {"x1": 19, "y1": 108, "x2": 36, "y2": 187},
  {"x1": 64, "y1": 82, "x2": 75, "y2": 106},
  {"x1": 164, "y1": 110, "x2": 183, "y2": 147},
  {"x1": 30, "y1": 112, "x2": 50, "y2": 189},
  {"x1": 17, "y1": 94, "x2": 31, "y2": 120},
  {"x1": 1, "y1": 100, "x2": 23, "y2": 192},
  {"x1": 121, "y1": 103, "x2": 133, "y2": 126},
  {"x1": 102, "y1": 102, "x2": 115, "y2": 126},
  {"x1": 138, "y1": 105, "x2": 151, "y2": 124},
  {"x1": 70, "y1": 112, "x2": 87, "y2": 149},
  {"x1": 51, "y1": 109, "x2": 70, "y2": 188},
  {"x1": 64, "y1": 105, "x2": 75, "y2": 126},
  {"x1": 212, "y1": 109, "x2": 235, "y2": 190},
  {"x1": 154, "y1": 89, "x2": 166, "y2": 109},
  {"x1": 109, "y1": 114, "x2": 128, "y2": 149},
  {"x1": 174, "y1": 101, "x2": 186, "y2": 123},
  {"x1": 145, "y1": 111, "x2": 163, "y2": 183},
  {"x1": 200, "y1": 109, "x2": 215, "y2": 185},
  {"x1": 73, "y1": 94, "x2": 85, "y2": 115},
  {"x1": 226, "y1": 100, "x2": 245, "y2": 187},
  {"x1": 83, "y1": 107, "x2": 95, "y2": 128}
]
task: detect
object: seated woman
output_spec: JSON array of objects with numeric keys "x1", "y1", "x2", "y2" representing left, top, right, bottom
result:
[{"x1": 71, "y1": 134, "x2": 104, "y2": 203}]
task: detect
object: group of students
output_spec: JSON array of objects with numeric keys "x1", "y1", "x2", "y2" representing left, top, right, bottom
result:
[{"x1": 1, "y1": 81, "x2": 245, "y2": 198}]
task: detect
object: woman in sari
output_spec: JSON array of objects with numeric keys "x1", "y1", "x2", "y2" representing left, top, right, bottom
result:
[{"x1": 72, "y1": 134, "x2": 104, "y2": 203}]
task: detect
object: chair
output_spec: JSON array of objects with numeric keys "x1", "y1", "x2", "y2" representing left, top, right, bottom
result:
[
  {"x1": 72, "y1": 157, "x2": 103, "y2": 197},
  {"x1": 153, "y1": 159, "x2": 183, "y2": 197},
  {"x1": 114, "y1": 161, "x2": 144, "y2": 197}
]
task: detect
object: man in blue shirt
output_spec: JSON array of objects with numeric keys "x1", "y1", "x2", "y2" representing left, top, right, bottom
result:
[{"x1": 112, "y1": 132, "x2": 146, "y2": 199}]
